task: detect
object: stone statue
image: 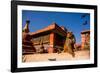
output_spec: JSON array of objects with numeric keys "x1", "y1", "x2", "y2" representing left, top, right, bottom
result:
[{"x1": 63, "y1": 32, "x2": 76, "y2": 57}]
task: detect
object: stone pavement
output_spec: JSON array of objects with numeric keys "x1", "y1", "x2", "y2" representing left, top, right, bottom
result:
[{"x1": 22, "y1": 50, "x2": 90, "y2": 62}]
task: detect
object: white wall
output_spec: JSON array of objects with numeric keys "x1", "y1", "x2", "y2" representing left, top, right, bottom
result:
[{"x1": 0, "y1": 0, "x2": 99, "y2": 73}]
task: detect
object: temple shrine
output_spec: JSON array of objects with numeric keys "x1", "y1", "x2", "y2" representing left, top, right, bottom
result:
[{"x1": 22, "y1": 20, "x2": 68, "y2": 54}]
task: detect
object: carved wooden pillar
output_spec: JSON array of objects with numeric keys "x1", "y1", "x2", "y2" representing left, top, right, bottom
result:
[
  {"x1": 47, "y1": 33, "x2": 55, "y2": 53},
  {"x1": 49, "y1": 33, "x2": 54, "y2": 47}
]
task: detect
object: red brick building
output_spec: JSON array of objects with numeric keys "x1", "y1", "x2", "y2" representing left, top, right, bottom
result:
[
  {"x1": 22, "y1": 20, "x2": 68, "y2": 54},
  {"x1": 29, "y1": 22, "x2": 68, "y2": 53},
  {"x1": 81, "y1": 30, "x2": 90, "y2": 50}
]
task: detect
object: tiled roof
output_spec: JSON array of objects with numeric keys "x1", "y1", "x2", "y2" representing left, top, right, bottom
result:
[{"x1": 29, "y1": 22, "x2": 67, "y2": 37}]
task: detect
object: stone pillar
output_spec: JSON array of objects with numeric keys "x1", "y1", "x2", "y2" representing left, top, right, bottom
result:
[{"x1": 81, "y1": 34, "x2": 86, "y2": 50}]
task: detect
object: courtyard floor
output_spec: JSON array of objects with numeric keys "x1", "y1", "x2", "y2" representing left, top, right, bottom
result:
[{"x1": 22, "y1": 50, "x2": 90, "y2": 62}]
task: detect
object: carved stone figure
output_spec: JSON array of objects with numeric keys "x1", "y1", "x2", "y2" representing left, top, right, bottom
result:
[{"x1": 63, "y1": 32, "x2": 76, "y2": 57}]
